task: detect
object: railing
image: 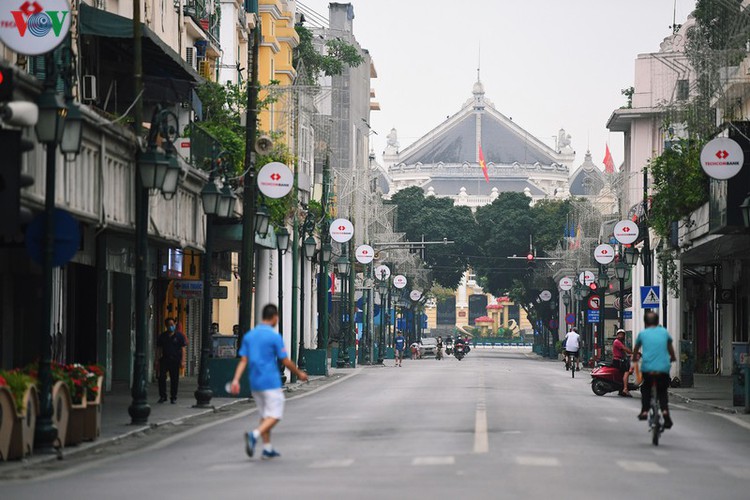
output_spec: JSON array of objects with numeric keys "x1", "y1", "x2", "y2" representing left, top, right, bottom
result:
[
  {"x1": 187, "y1": 122, "x2": 223, "y2": 170},
  {"x1": 183, "y1": 0, "x2": 222, "y2": 48}
]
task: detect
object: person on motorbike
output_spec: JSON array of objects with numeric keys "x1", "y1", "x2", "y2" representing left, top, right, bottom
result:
[
  {"x1": 613, "y1": 328, "x2": 633, "y2": 397},
  {"x1": 633, "y1": 311, "x2": 676, "y2": 429},
  {"x1": 563, "y1": 327, "x2": 581, "y2": 371},
  {"x1": 436, "y1": 336, "x2": 444, "y2": 360}
]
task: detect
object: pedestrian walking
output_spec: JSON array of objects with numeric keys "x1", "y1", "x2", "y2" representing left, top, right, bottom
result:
[
  {"x1": 231, "y1": 304, "x2": 308, "y2": 460},
  {"x1": 157, "y1": 318, "x2": 186, "y2": 404},
  {"x1": 394, "y1": 331, "x2": 406, "y2": 367}
]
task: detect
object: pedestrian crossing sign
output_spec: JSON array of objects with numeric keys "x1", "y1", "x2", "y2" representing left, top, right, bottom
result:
[{"x1": 640, "y1": 286, "x2": 660, "y2": 309}]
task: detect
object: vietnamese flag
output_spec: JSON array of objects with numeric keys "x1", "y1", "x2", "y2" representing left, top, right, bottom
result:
[
  {"x1": 603, "y1": 144, "x2": 615, "y2": 174},
  {"x1": 478, "y1": 144, "x2": 490, "y2": 183}
]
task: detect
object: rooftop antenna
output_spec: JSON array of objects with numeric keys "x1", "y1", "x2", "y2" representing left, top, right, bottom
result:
[{"x1": 477, "y1": 41, "x2": 481, "y2": 82}]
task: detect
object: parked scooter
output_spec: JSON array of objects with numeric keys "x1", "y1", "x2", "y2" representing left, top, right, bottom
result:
[
  {"x1": 445, "y1": 339, "x2": 453, "y2": 356},
  {"x1": 591, "y1": 361, "x2": 639, "y2": 396}
]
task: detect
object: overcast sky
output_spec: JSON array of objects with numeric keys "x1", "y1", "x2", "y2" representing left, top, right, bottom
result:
[{"x1": 298, "y1": 0, "x2": 696, "y2": 171}]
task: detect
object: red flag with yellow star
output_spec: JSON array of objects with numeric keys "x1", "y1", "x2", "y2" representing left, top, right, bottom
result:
[{"x1": 479, "y1": 144, "x2": 490, "y2": 183}]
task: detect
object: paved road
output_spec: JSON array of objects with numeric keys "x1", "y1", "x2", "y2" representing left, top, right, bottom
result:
[{"x1": 4, "y1": 351, "x2": 750, "y2": 499}]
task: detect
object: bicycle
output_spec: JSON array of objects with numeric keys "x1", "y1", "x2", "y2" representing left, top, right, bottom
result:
[{"x1": 647, "y1": 377, "x2": 664, "y2": 446}]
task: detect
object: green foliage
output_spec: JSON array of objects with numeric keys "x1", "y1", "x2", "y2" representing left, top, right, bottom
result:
[
  {"x1": 391, "y1": 187, "x2": 479, "y2": 289},
  {"x1": 0, "y1": 370, "x2": 34, "y2": 413},
  {"x1": 294, "y1": 25, "x2": 365, "y2": 86},
  {"x1": 649, "y1": 140, "x2": 709, "y2": 240},
  {"x1": 194, "y1": 82, "x2": 248, "y2": 172},
  {"x1": 430, "y1": 283, "x2": 456, "y2": 301}
]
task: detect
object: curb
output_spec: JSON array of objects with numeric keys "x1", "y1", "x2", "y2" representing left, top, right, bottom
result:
[
  {"x1": 0, "y1": 370, "x2": 359, "y2": 476},
  {"x1": 668, "y1": 390, "x2": 739, "y2": 415}
]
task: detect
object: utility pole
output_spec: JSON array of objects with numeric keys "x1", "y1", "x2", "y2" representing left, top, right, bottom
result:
[
  {"x1": 239, "y1": 11, "x2": 261, "y2": 338},
  {"x1": 642, "y1": 167, "x2": 651, "y2": 287}
]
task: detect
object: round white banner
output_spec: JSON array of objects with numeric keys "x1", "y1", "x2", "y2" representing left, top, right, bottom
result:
[
  {"x1": 0, "y1": 0, "x2": 71, "y2": 56},
  {"x1": 700, "y1": 137, "x2": 744, "y2": 180},
  {"x1": 257, "y1": 162, "x2": 293, "y2": 199},
  {"x1": 393, "y1": 275, "x2": 407, "y2": 289},
  {"x1": 329, "y1": 218, "x2": 354, "y2": 243},
  {"x1": 579, "y1": 271, "x2": 595, "y2": 286},
  {"x1": 410, "y1": 290, "x2": 422, "y2": 302},
  {"x1": 559, "y1": 276, "x2": 574, "y2": 291},
  {"x1": 613, "y1": 220, "x2": 639, "y2": 245},
  {"x1": 539, "y1": 290, "x2": 552, "y2": 302},
  {"x1": 375, "y1": 265, "x2": 391, "y2": 281},
  {"x1": 594, "y1": 244, "x2": 615, "y2": 265},
  {"x1": 355, "y1": 244, "x2": 374, "y2": 264}
]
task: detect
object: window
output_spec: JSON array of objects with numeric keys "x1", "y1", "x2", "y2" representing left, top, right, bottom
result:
[{"x1": 676, "y1": 79, "x2": 689, "y2": 101}]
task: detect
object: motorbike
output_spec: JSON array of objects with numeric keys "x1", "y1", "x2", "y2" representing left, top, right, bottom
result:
[
  {"x1": 436, "y1": 346, "x2": 443, "y2": 360},
  {"x1": 591, "y1": 361, "x2": 640, "y2": 396},
  {"x1": 454, "y1": 344, "x2": 466, "y2": 361},
  {"x1": 445, "y1": 341, "x2": 453, "y2": 356}
]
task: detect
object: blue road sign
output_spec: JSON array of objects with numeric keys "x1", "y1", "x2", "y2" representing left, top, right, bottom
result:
[
  {"x1": 640, "y1": 286, "x2": 661, "y2": 309},
  {"x1": 25, "y1": 209, "x2": 80, "y2": 268},
  {"x1": 565, "y1": 312, "x2": 576, "y2": 325},
  {"x1": 587, "y1": 310, "x2": 600, "y2": 323},
  {"x1": 623, "y1": 310, "x2": 633, "y2": 320}
]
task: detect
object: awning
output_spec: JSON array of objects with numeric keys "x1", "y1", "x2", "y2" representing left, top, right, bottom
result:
[{"x1": 79, "y1": 4, "x2": 203, "y2": 85}]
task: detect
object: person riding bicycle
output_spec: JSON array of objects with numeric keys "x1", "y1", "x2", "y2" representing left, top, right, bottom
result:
[
  {"x1": 563, "y1": 327, "x2": 581, "y2": 371},
  {"x1": 633, "y1": 311, "x2": 676, "y2": 429},
  {"x1": 612, "y1": 328, "x2": 633, "y2": 397}
]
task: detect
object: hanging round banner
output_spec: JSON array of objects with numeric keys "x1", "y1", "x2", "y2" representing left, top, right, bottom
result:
[
  {"x1": 0, "y1": 0, "x2": 72, "y2": 56},
  {"x1": 375, "y1": 264, "x2": 391, "y2": 281},
  {"x1": 393, "y1": 275, "x2": 407, "y2": 289},
  {"x1": 329, "y1": 218, "x2": 354, "y2": 243},
  {"x1": 579, "y1": 271, "x2": 595, "y2": 286},
  {"x1": 594, "y1": 244, "x2": 615, "y2": 265},
  {"x1": 410, "y1": 290, "x2": 422, "y2": 302},
  {"x1": 257, "y1": 162, "x2": 293, "y2": 199},
  {"x1": 613, "y1": 220, "x2": 639, "y2": 245},
  {"x1": 539, "y1": 290, "x2": 552, "y2": 301},
  {"x1": 700, "y1": 137, "x2": 744, "y2": 180},
  {"x1": 559, "y1": 276, "x2": 574, "y2": 291},
  {"x1": 355, "y1": 244, "x2": 374, "y2": 264}
]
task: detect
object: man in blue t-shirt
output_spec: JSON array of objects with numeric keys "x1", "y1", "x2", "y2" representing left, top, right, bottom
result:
[
  {"x1": 394, "y1": 332, "x2": 406, "y2": 367},
  {"x1": 231, "y1": 304, "x2": 308, "y2": 460},
  {"x1": 633, "y1": 311, "x2": 676, "y2": 429}
]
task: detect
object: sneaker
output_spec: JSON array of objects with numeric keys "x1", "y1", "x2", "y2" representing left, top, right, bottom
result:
[
  {"x1": 157, "y1": 397, "x2": 167, "y2": 403},
  {"x1": 245, "y1": 432, "x2": 257, "y2": 458},
  {"x1": 170, "y1": 398, "x2": 176, "y2": 404},
  {"x1": 261, "y1": 449, "x2": 281, "y2": 460},
  {"x1": 663, "y1": 414, "x2": 673, "y2": 429},
  {"x1": 637, "y1": 412, "x2": 648, "y2": 421}
]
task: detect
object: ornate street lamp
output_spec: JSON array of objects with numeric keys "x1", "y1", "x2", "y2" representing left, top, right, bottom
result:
[
  {"x1": 624, "y1": 246, "x2": 640, "y2": 266},
  {"x1": 335, "y1": 254, "x2": 350, "y2": 276},
  {"x1": 335, "y1": 253, "x2": 350, "y2": 368},
  {"x1": 161, "y1": 156, "x2": 182, "y2": 201},
  {"x1": 200, "y1": 181, "x2": 222, "y2": 216},
  {"x1": 276, "y1": 226, "x2": 290, "y2": 385},
  {"x1": 597, "y1": 270, "x2": 609, "y2": 289},
  {"x1": 321, "y1": 243, "x2": 332, "y2": 265},
  {"x1": 614, "y1": 261, "x2": 628, "y2": 329},
  {"x1": 35, "y1": 89, "x2": 67, "y2": 144},
  {"x1": 303, "y1": 236, "x2": 317, "y2": 261},
  {"x1": 60, "y1": 102, "x2": 83, "y2": 156},
  {"x1": 277, "y1": 227, "x2": 291, "y2": 254},
  {"x1": 255, "y1": 204, "x2": 270, "y2": 237},
  {"x1": 614, "y1": 261, "x2": 628, "y2": 280}
]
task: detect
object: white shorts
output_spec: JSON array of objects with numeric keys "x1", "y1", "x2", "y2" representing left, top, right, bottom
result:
[{"x1": 252, "y1": 389, "x2": 285, "y2": 420}]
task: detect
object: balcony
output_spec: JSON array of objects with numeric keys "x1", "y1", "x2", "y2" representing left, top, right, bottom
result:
[{"x1": 183, "y1": 0, "x2": 222, "y2": 49}]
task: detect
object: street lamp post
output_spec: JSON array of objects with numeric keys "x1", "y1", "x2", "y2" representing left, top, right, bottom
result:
[
  {"x1": 614, "y1": 260, "x2": 628, "y2": 329},
  {"x1": 318, "y1": 242, "x2": 332, "y2": 361},
  {"x1": 195, "y1": 154, "x2": 237, "y2": 408},
  {"x1": 597, "y1": 267, "x2": 609, "y2": 361},
  {"x1": 299, "y1": 234, "x2": 317, "y2": 371},
  {"x1": 377, "y1": 280, "x2": 388, "y2": 364},
  {"x1": 276, "y1": 227, "x2": 290, "y2": 384},
  {"x1": 335, "y1": 251, "x2": 350, "y2": 368}
]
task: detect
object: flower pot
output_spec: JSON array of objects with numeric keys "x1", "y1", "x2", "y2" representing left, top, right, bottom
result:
[
  {"x1": 51, "y1": 381, "x2": 72, "y2": 448},
  {"x1": 66, "y1": 397, "x2": 87, "y2": 447},
  {"x1": 0, "y1": 386, "x2": 14, "y2": 461},
  {"x1": 82, "y1": 376, "x2": 103, "y2": 441},
  {"x1": 8, "y1": 385, "x2": 38, "y2": 460}
]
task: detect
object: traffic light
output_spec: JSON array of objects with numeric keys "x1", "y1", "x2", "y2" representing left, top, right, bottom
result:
[
  {"x1": 0, "y1": 130, "x2": 35, "y2": 238},
  {"x1": 526, "y1": 253, "x2": 536, "y2": 272}
]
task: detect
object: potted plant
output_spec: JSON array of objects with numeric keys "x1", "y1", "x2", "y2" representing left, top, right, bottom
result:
[
  {"x1": 64, "y1": 364, "x2": 89, "y2": 445},
  {"x1": 0, "y1": 373, "x2": 14, "y2": 461},
  {"x1": 82, "y1": 365, "x2": 104, "y2": 441},
  {"x1": 26, "y1": 362, "x2": 73, "y2": 448},
  {"x1": 0, "y1": 370, "x2": 38, "y2": 460}
]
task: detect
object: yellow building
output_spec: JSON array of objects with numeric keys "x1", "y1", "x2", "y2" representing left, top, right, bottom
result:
[{"x1": 258, "y1": 0, "x2": 299, "y2": 139}]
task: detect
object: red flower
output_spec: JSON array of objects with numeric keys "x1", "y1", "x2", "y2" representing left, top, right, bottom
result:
[{"x1": 0, "y1": 375, "x2": 6, "y2": 387}]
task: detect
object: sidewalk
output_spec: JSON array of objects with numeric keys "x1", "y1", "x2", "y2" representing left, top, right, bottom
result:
[
  {"x1": 668, "y1": 374, "x2": 744, "y2": 414},
  {"x1": 0, "y1": 371, "x2": 334, "y2": 474}
]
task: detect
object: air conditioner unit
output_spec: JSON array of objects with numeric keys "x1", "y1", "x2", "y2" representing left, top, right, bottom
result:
[
  {"x1": 82, "y1": 75, "x2": 97, "y2": 101},
  {"x1": 186, "y1": 46, "x2": 196, "y2": 69}
]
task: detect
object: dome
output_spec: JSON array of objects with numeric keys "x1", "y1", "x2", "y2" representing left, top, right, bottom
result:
[{"x1": 473, "y1": 80, "x2": 485, "y2": 95}]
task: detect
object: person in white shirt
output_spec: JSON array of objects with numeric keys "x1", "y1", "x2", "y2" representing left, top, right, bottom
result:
[{"x1": 563, "y1": 328, "x2": 582, "y2": 371}]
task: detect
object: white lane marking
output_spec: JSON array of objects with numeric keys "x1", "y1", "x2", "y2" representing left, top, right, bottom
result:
[
  {"x1": 309, "y1": 459, "x2": 355, "y2": 469},
  {"x1": 602, "y1": 417, "x2": 618, "y2": 423},
  {"x1": 412, "y1": 456, "x2": 456, "y2": 466},
  {"x1": 711, "y1": 412, "x2": 750, "y2": 432},
  {"x1": 721, "y1": 466, "x2": 750, "y2": 479},
  {"x1": 474, "y1": 365, "x2": 489, "y2": 454},
  {"x1": 209, "y1": 463, "x2": 254, "y2": 472},
  {"x1": 515, "y1": 456, "x2": 560, "y2": 467},
  {"x1": 501, "y1": 430, "x2": 522, "y2": 435},
  {"x1": 315, "y1": 416, "x2": 361, "y2": 420},
  {"x1": 617, "y1": 460, "x2": 668, "y2": 474}
]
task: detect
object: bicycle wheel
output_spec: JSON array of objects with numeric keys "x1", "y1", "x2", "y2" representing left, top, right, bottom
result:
[
  {"x1": 651, "y1": 394, "x2": 660, "y2": 446},
  {"x1": 572, "y1": 363, "x2": 575, "y2": 378}
]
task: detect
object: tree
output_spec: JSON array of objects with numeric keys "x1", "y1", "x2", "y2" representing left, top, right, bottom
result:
[
  {"x1": 390, "y1": 187, "x2": 479, "y2": 289},
  {"x1": 294, "y1": 25, "x2": 364, "y2": 86}
]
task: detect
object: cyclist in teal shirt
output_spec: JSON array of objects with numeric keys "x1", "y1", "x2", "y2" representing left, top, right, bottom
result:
[{"x1": 633, "y1": 311, "x2": 676, "y2": 429}]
